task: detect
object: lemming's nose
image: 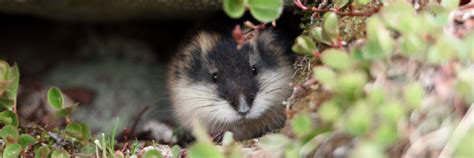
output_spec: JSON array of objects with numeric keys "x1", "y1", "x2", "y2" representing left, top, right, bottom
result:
[{"x1": 237, "y1": 95, "x2": 250, "y2": 115}]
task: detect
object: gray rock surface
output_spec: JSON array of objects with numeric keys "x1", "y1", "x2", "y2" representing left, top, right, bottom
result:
[
  {"x1": 43, "y1": 37, "x2": 172, "y2": 135},
  {"x1": 0, "y1": 0, "x2": 294, "y2": 21}
]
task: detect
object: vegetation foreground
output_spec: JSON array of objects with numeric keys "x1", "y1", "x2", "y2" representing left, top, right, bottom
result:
[{"x1": 1, "y1": 0, "x2": 473, "y2": 157}]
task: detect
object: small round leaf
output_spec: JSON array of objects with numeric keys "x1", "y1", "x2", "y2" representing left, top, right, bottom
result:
[
  {"x1": 3, "y1": 143, "x2": 22, "y2": 158},
  {"x1": 51, "y1": 149, "x2": 70, "y2": 158},
  {"x1": 47, "y1": 87, "x2": 64, "y2": 110},
  {"x1": 291, "y1": 112, "x2": 312, "y2": 138},
  {"x1": 257, "y1": 134, "x2": 290, "y2": 150},
  {"x1": 171, "y1": 145, "x2": 182, "y2": 158},
  {"x1": 322, "y1": 12, "x2": 339, "y2": 43},
  {"x1": 65, "y1": 122, "x2": 83, "y2": 139},
  {"x1": 143, "y1": 149, "x2": 163, "y2": 158},
  {"x1": 404, "y1": 83, "x2": 425, "y2": 109},
  {"x1": 335, "y1": 0, "x2": 350, "y2": 9},
  {"x1": 188, "y1": 142, "x2": 224, "y2": 158},
  {"x1": 321, "y1": 49, "x2": 350, "y2": 70},
  {"x1": 292, "y1": 35, "x2": 318, "y2": 56},
  {"x1": 35, "y1": 145, "x2": 51, "y2": 158},
  {"x1": 318, "y1": 101, "x2": 341, "y2": 122},
  {"x1": 19, "y1": 134, "x2": 37, "y2": 148},
  {"x1": 223, "y1": 0, "x2": 247, "y2": 19},
  {"x1": 0, "y1": 110, "x2": 18, "y2": 126},
  {"x1": 1, "y1": 125, "x2": 19, "y2": 144},
  {"x1": 248, "y1": 0, "x2": 283, "y2": 22},
  {"x1": 313, "y1": 66, "x2": 337, "y2": 89},
  {"x1": 344, "y1": 102, "x2": 372, "y2": 136}
]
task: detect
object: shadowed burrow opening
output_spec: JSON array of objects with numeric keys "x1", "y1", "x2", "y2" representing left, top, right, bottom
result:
[{"x1": 1, "y1": 9, "x2": 301, "y2": 144}]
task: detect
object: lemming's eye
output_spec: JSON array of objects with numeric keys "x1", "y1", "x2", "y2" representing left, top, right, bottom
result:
[
  {"x1": 252, "y1": 66, "x2": 257, "y2": 75},
  {"x1": 211, "y1": 72, "x2": 218, "y2": 82}
]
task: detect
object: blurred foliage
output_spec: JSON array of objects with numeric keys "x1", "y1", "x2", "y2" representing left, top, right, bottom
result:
[
  {"x1": 223, "y1": 0, "x2": 284, "y2": 22},
  {"x1": 213, "y1": 0, "x2": 473, "y2": 158},
  {"x1": 1, "y1": 0, "x2": 473, "y2": 157}
]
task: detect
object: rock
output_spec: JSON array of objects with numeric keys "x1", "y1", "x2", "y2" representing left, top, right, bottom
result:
[{"x1": 0, "y1": 0, "x2": 294, "y2": 21}]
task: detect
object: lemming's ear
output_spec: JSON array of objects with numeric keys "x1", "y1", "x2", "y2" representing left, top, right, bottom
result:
[{"x1": 191, "y1": 32, "x2": 220, "y2": 56}]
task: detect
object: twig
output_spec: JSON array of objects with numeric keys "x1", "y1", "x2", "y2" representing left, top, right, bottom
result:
[{"x1": 130, "y1": 105, "x2": 150, "y2": 136}]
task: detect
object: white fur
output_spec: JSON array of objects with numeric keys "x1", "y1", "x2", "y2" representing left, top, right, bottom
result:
[
  {"x1": 246, "y1": 66, "x2": 293, "y2": 119},
  {"x1": 171, "y1": 80, "x2": 240, "y2": 132},
  {"x1": 172, "y1": 66, "x2": 293, "y2": 132}
]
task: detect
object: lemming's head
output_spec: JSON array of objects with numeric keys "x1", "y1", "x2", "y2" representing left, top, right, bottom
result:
[{"x1": 169, "y1": 28, "x2": 293, "y2": 133}]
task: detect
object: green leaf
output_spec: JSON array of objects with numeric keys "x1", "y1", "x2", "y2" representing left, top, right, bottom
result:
[
  {"x1": 465, "y1": 33, "x2": 474, "y2": 61},
  {"x1": 223, "y1": 0, "x2": 247, "y2": 19},
  {"x1": 188, "y1": 142, "x2": 224, "y2": 158},
  {"x1": 0, "y1": 110, "x2": 19, "y2": 126},
  {"x1": 143, "y1": 149, "x2": 163, "y2": 158},
  {"x1": 284, "y1": 143, "x2": 300, "y2": 158},
  {"x1": 318, "y1": 101, "x2": 341, "y2": 123},
  {"x1": 366, "y1": 17, "x2": 393, "y2": 57},
  {"x1": 65, "y1": 122, "x2": 90, "y2": 141},
  {"x1": 456, "y1": 68, "x2": 474, "y2": 103},
  {"x1": 321, "y1": 49, "x2": 351, "y2": 70},
  {"x1": 191, "y1": 120, "x2": 212, "y2": 143},
  {"x1": 55, "y1": 107, "x2": 74, "y2": 117},
  {"x1": 313, "y1": 66, "x2": 336, "y2": 89},
  {"x1": 381, "y1": 1, "x2": 415, "y2": 31},
  {"x1": 454, "y1": 128, "x2": 474, "y2": 158},
  {"x1": 400, "y1": 33, "x2": 425, "y2": 57},
  {"x1": 373, "y1": 124, "x2": 398, "y2": 147},
  {"x1": 291, "y1": 112, "x2": 312, "y2": 138},
  {"x1": 336, "y1": 72, "x2": 367, "y2": 99},
  {"x1": 34, "y1": 145, "x2": 51, "y2": 158},
  {"x1": 380, "y1": 101, "x2": 405, "y2": 124},
  {"x1": 0, "y1": 61, "x2": 10, "y2": 96},
  {"x1": 292, "y1": 35, "x2": 318, "y2": 56},
  {"x1": 355, "y1": 0, "x2": 371, "y2": 5},
  {"x1": 65, "y1": 122, "x2": 82, "y2": 139},
  {"x1": 78, "y1": 122, "x2": 91, "y2": 141},
  {"x1": 248, "y1": 0, "x2": 283, "y2": 22},
  {"x1": 0, "y1": 60, "x2": 8, "y2": 80},
  {"x1": 171, "y1": 145, "x2": 181, "y2": 158},
  {"x1": 334, "y1": 0, "x2": 350, "y2": 9},
  {"x1": 441, "y1": 0, "x2": 460, "y2": 10},
  {"x1": 47, "y1": 87, "x2": 64, "y2": 110},
  {"x1": 404, "y1": 83, "x2": 425, "y2": 109},
  {"x1": 80, "y1": 144, "x2": 96, "y2": 154},
  {"x1": 4, "y1": 64, "x2": 20, "y2": 104},
  {"x1": 0, "y1": 96, "x2": 14, "y2": 109},
  {"x1": 1, "y1": 125, "x2": 19, "y2": 144},
  {"x1": 19, "y1": 134, "x2": 37, "y2": 148},
  {"x1": 368, "y1": 87, "x2": 386, "y2": 106},
  {"x1": 322, "y1": 12, "x2": 339, "y2": 43},
  {"x1": 427, "y1": 33, "x2": 465, "y2": 64},
  {"x1": 51, "y1": 149, "x2": 70, "y2": 158},
  {"x1": 310, "y1": 26, "x2": 331, "y2": 45},
  {"x1": 257, "y1": 134, "x2": 290, "y2": 150},
  {"x1": 3, "y1": 143, "x2": 22, "y2": 158},
  {"x1": 344, "y1": 102, "x2": 372, "y2": 136},
  {"x1": 226, "y1": 144, "x2": 244, "y2": 158}
]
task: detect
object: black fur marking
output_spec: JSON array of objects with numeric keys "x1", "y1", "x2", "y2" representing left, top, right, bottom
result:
[
  {"x1": 206, "y1": 38, "x2": 259, "y2": 112},
  {"x1": 186, "y1": 49, "x2": 207, "y2": 83},
  {"x1": 256, "y1": 40, "x2": 278, "y2": 69}
]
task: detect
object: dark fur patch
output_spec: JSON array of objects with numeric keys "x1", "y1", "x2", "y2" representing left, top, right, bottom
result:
[
  {"x1": 206, "y1": 38, "x2": 259, "y2": 111},
  {"x1": 186, "y1": 49, "x2": 207, "y2": 83}
]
